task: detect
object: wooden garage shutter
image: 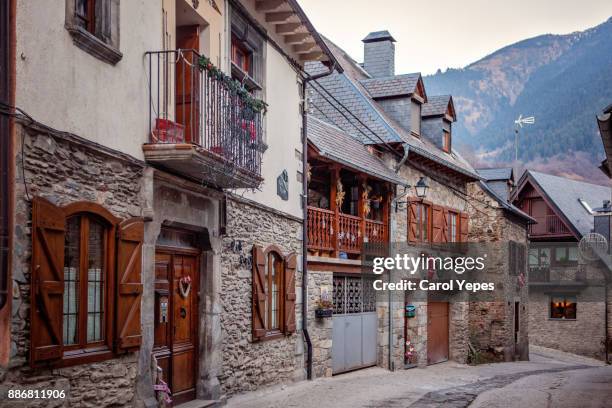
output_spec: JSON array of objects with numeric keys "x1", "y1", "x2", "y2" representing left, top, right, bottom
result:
[
  {"x1": 460, "y1": 212, "x2": 469, "y2": 243},
  {"x1": 30, "y1": 197, "x2": 65, "y2": 364},
  {"x1": 432, "y1": 205, "x2": 444, "y2": 243},
  {"x1": 252, "y1": 245, "x2": 267, "y2": 340},
  {"x1": 115, "y1": 218, "x2": 144, "y2": 351},
  {"x1": 408, "y1": 200, "x2": 418, "y2": 243},
  {"x1": 284, "y1": 253, "x2": 297, "y2": 334}
]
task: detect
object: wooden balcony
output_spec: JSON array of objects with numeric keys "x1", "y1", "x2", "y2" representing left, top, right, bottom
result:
[
  {"x1": 143, "y1": 50, "x2": 264, "y2": 188},
  {"x1": 307, "y1": 206, "x2": 388, "y2": 257},
  {"x1": 529, "y1": 214, "x2": 572, "y2": 237}
]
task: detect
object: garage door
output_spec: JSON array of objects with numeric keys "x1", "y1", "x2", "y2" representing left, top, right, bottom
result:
[
  {"x1": 427, "y1": 301, "x2": 449, "y2": 365},
  {"x1": 332, "y1": 275, "x2": 377, "y2": 374}
]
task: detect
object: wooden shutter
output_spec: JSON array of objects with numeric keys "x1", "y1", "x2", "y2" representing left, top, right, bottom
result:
[
  {"x1": 441, "y1": 209, "x2": 449, "y2": 243},
  {"x1": 252, "y1": 245, "x2": 267, "y2": 340},
  {"x1": 283, "y1": 253, "x2": 297, "y2": 335},
  {"x1": 460, "y1": 212, "x2": 469, "y2": 243},
  {"x1": 408, "y1": 200, "x2": 418, "y2": 243},
  {"x1": 432, "y1": 205, "x2": 444, "y2": 243},
  {"x1": 30, "y1": 197, "x2": 65, "y2": 365},
  {"x1": 115, "y1": 218, "x2": 144, "y2": 351}
]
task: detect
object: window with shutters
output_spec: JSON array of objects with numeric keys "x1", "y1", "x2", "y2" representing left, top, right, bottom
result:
[
  {"x1": 252, "y1": 245, "x2": 296, "y2": 341},
  {"x1": 448, "y1": 212, "x2": 458, "y2": 242},
  {"x1": 443, "y1": 130, "x2": 451, "y2": 153},
  {"x1": 30, "y1": 197, "x2": 143, "y2": 367},
  {"x1": 65, "y1": 0, "x2": 122, "y2": 65}
]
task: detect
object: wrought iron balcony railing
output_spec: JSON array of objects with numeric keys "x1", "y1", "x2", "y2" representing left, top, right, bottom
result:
[{"x1": 144, "y1": 49, "x2": 264, "y2": 188}]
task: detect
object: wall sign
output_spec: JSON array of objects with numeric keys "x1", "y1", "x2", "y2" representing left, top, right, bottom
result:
[{"x1": 277, "y1": 170, "x2": 289, "y2": 201}]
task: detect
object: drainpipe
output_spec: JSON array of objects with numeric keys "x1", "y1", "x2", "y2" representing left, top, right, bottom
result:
[{"x1": 301, "y1": 64, "x2": 338, "y2": 380}]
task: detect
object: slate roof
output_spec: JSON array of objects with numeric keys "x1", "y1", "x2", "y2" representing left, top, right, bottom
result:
[
  {"x1": 422, "y1": 95, "x2": 452, "y2": 118},
  {"x1": 362, "y1": 30, "x2": 396, "y2": 43},
  {"x1": 520, "y1": 170, "x2": 611, "y2": 237},
  {"x1": 305, "y1": 37, "x2": 479, "y2": 180},
  {"x1": 307, "y1": 116, "x2": 407, "y2": 186},
  {"x1": 360, "y1": 74, "x2": 421, "y2": 99},
  {"x1": 476, "y1": 168, "x2": 514, "y2": 182},
  {"x1": 597, "y1": 104, "x2": 612, "y2": 177},
  {"x1": 478, "y1": 181, "x2": 534, "y2": 223}
]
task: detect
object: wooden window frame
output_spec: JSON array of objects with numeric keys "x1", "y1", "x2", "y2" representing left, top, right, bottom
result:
[
  {"x1": 231, "y1": 37, "x2": 252, "y2": 75},
  {"x1": 443, "y1": 130, "x2": 451, "y2": 153},
  {"x1": 60, "y1": 202, "x2": 118, "y2": 365},
  {"x1": 448, "y1": 211, "x2": 458, "y2": 243},
  {"x1": 30, "y1": 198, "x2": 143, "y2": 368},
  {"x1": 264, "y1": 248, "x2": 284, "y2": 338},
  {"x1": 552, "y1": 246, "x2": 579, "y2": 266},
  {"x1": 549, "y1": 295, "x2": 577, "y2": 320},
  {"x1": 75, "y1": 0, "x2": 96, "y2": 35}
]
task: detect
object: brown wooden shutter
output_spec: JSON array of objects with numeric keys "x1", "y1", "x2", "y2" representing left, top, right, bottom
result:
[
  {"x1": 441, "y1": 209, "x2": 449, "y2": 243},
  {"x1": 115, "y1": 218, "x2": 144, "y2": 351},
  {"x1": 283, "y1": 253, "x2": 297, "y2": 335},
  {"x1": 30, "y1": 197, "x2": 65, "y2": 365},
  {"x1": 408, "y1": 200, "x2": 418, "y2": 243},
  {"x1": 460, "y1": 212, "x2": 469, "y2": 243},
  {"x1": 432, "y1": 205, "x2": 444, "y2": 243},
  {"x1": 252, "y1": 245, "x2": 267, "y2": 340}
]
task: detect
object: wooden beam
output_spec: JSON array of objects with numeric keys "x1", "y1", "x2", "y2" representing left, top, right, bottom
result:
[
  {"x1": 293, "y1": 42, "x2": 317, "y2": 53},
  {"x1": 284, "y1": 33, "x2": 310, "y2": 44},
  {"x1": 299, "y1": 51, "x2": 325, "y2": 61},
  {"x1": 275, "y1": 23, "x2": 303, "y2": 34},
  {"x1": 255, "y1": 0, "x2": 286, "y2": 12},
  {"x1": 265, "y1": 11, "x2": 295, "y2": 23}
]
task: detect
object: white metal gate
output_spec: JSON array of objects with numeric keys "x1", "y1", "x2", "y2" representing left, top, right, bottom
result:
[{"x1": 332, "y1": 275, "x2": 377, "y2": 374}]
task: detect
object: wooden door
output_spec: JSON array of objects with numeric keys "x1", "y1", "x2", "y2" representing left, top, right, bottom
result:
[
  {"x1": 427, "y1": 302, "x2": 449, "y2": 365},
  {"x1": 176, "y1": 25, "x2": 200, "y2": 143},
  {"x1": 153, "y1": 251, "x2": 199, "y2": 406}
]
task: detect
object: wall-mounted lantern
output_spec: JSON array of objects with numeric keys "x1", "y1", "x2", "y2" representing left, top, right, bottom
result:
[{"x1": 415, "y1": 177, "x2": 429, "y2": 199}]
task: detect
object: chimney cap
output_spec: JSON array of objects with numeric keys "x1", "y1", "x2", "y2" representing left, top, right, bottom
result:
[{"x1": 362, "y1": 30, "x2": 396, "y2": 43}]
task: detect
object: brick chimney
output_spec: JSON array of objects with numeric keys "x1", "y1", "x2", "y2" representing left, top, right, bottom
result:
[{"x1": 362, "y1": 30, "x2": 396, "y2": 78}]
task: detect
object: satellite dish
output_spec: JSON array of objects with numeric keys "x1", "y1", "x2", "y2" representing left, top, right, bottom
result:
[{"x1": 579, "y1": 232, "x2": 608, "y2": 261}]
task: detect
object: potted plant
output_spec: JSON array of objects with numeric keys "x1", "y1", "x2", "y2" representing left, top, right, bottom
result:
[
  {"x1": 315, "y1": 299, "x2": 333, "y2": 318},
  {"x1": 405, "y1": 340, "x2": 417, "y2": 369}
]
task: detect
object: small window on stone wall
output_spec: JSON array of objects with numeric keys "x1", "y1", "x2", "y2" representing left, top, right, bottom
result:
[
  {"x1": 66, "y1": 0, "x2": 122, "y2": 65},
  {"x1": 252, "y1": 245, "x2": 296, "y2": 341},
  {"x1": 550, "y1": 295, "x2": 577, "y2": 319},
  {"x1": 30, "y1": 197, "x2": 142, "y2": 367}
]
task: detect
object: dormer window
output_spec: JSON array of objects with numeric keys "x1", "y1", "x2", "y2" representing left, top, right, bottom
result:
[
  {"x1": 443, "y1": 130, "x2": 451, "y2": 153},
  {"x1": 411, "y1": 100, "x2": 421, "y2": 137}
]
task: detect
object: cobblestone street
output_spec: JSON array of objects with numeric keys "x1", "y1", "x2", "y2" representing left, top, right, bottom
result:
[{"x1": 225, "y1": 347, "x2": 612, "y2": 408}]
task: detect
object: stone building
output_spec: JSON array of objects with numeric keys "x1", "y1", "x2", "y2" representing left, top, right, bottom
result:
[
  {"x1": 512, "y1": 170, "x2": 612, "y2": 360},
  {"x1": 304, "y1": 30, "x2": 531, "y2": 377},
  {"x1": 0, "y1": 0, "x2": 338, "y2": 406}
]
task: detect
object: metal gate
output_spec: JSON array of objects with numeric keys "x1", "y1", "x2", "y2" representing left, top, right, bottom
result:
[{"x1": 332, "y1": 275, "x2": 377, "y2": 374}]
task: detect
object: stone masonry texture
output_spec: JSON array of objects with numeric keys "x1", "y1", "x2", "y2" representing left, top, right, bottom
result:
[
  {"x1": 0, "y1": 125, "x2": 143, "y2": 407},
  {"x1": 219, "y1": 197, "x2": 305, "y2": 396}
]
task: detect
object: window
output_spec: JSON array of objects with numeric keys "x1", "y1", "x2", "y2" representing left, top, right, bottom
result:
[
  {"x1": 554, "y1": 246, "x2": 579, "y2": 265},
  {"x1": 252, "y1": 245, "x2": 297, "y2": 341},
  {"x1": 410, "y1": 101, "x2": 421, "y2": 136},
  {"x1": 417, "y1": 203, "x2": 430, "y2": 242},
  {"x1": 63, "y1": 214, "x2": 108, "y2": 349},
  {"x1": 443, "y1": 130, "x2": 451, "y2": 153},
  {"x1": 65, "y1": 0, "x2": 122, "y2": 65},
  {"x1": 30, "y1": 197, "x2": 143, "y2": 367},
  {"x1": 448, "y1": 212, "x2": 458, "y2": 242},
  {"x1": 529, "y1": 247, "x2": 551, "y2": 268},
  {"x1": 230, "y1": 8, "x2": 264, "y2": 90},
  {"x1": 550, "y1": 296, "x2": 577, "y2": 319}
]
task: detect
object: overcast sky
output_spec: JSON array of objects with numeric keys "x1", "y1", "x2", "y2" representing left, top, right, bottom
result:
[{"x1": 299, "y1": 0, "x2": 612, "y2": 75}]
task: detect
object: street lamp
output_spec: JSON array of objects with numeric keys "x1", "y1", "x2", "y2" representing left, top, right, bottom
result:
[{"x1": 415, "y1": 177, "x2": 429, "y2": 199}]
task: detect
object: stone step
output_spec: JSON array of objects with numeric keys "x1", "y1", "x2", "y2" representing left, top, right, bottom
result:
[{"x1": 174, "y1": 399, "x2": 219, "y2": 408}]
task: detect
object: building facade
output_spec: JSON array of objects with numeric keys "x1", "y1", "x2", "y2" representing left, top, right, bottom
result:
[
  {"x1": 512, "y1": 170, "x2": 612, "y2": 360},
  {"x1": 0, "y1": 0, "x2": 337, "y2": 406},
  {"x1": 304, "y1": 31, "x2": 530, "y2": 377}
]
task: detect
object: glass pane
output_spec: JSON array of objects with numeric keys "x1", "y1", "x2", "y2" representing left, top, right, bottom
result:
[
  {"x1": 86, "y1": 218, "x2": 105, "y2": 343},
  {"x1": 270, "y1": 254, "x2": 280, "y2": 329},
  {"x1": 63, "y1": 216, "x2": 80, "y2": 345},
  {"x1": 541, "y1": 248, "x2": 551, "y2": 265},
  {"x1": 568, "y1": 246, "x2": 579, "y2": 261},
  {"x1": 528, "y1": 249, "x2": 538, "y2": 266}
]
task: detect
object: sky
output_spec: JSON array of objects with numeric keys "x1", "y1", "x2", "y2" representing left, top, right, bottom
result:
[{"x1": 298, "y1": 0, "x2": 612, "y2": 75}]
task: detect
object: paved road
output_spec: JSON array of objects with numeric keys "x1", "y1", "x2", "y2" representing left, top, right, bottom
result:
[{"x1": 225, "y1": 346, "x2": 610, "y2": 408}]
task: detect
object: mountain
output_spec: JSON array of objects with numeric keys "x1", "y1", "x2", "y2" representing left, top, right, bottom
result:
[{"x1": 423, "y1": 17, "x2": 612, "y2": 175}]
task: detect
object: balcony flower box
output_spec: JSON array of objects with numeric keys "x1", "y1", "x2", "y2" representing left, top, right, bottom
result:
[{"x1": 153, "y1": 118, "x2": 185, "y2": 144}]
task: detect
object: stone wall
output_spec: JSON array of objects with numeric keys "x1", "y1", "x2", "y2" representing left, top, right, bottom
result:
[
  {"x1": 0, "y1": 125, "x2": 144, "y2": 407},
  {"x1": 307, "y1": 272, "x2": 333, "y2": 378},
  {"x1": 219, "y1": 197, "x2": 304, "y2": 396},
  {"x1": 466, "y1": 182, "x2": 530, "y2": 361}
]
